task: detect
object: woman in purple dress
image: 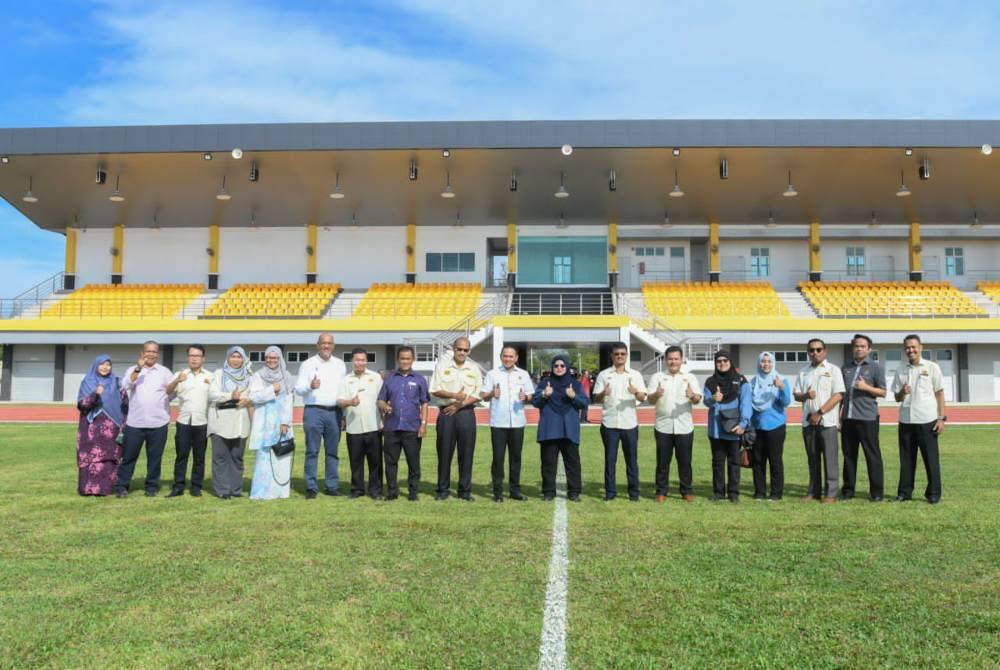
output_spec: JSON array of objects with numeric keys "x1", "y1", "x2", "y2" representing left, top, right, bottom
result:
[{"x1": 76, "y1": 354, "x2": 128, "y2": 496}]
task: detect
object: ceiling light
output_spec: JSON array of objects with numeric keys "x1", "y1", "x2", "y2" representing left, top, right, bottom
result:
[
  {"x1": 919, "y1": 157, "x2": 930, "y2": 180},
  {"x1": 409, "y1": 158, "x2": 418, "y2": 181},
  {"x1": 231, "y1": 148, "x2": 243, "y2": 159},
  {"x1": 766, "y1": 209, "x2": 776, "y2": 228},
  {"x1": 216, "y1": 175, "x2": 232, "y2": 201},
  {"x1": 0, "y1": 156, "x2": 9, "y2": 164},
  {"x1": 509, "y1": 170, "x2": 518, "y2": 192},
  {"x1": 981, "y1": 144, "x2": 993, "y2": 155},
  {"x1": 249, "y1": 211, "x2": 257, "y2": 229},
  {"x1": 672, "y1": 147, "x2": 681, "y2": 157},
  {"x1": 904, "y1": 147, "x2": 913, "y2": 156},
  {"x1": 203, "y1": 152, "x2": 213, "y2": 161},
  {"x1": 441, "y1": 149, "x2": 450, "y2": 158},
  {"x1": 441, "y1": 171, "x2": 456, "y2": 198},
  {"x1": 95, "y1": 168, "x2": 107, "y2": 184},
  {"x1": 782, "y1": 170, "x2": 798, "y2": 198},
  {"x1": 719, "y1": 158, "x2": 729, "y2": 180},
  {"x1": 561, "y1": 144, "x2": 573, "y2": 156},
  {"x1": 22, "y1": 176, "x2": 38, "y2": 203},
  {"x1": 453, "y1": 210, "x2": 464, "y2": 228},
  {"x1": 109, "y1": 175, "x2": 125, "y2": 202},
  {"x1": 248, "y1": 161, "x2": 259, "y2": 182},
  {"x1": 329, "y1": 171, "x2": 345, "y2": 199},
  {"x1": 661, "y1": 211, "x2": 672, "y2": 228},
  {"x1": 971, "y1": 210, "x2": 982, "y2": 229},
  {"x1": 557, "y1": 212, "x2": 567, "y2": 229},
  {"x1": 608, "y1": 168, "x2": 617, "y2": 192},
  {"x1": 152, "y1": 208, "x2": 160, "y2": 231},
  {"x1": 669, "y1": 170, "x2": 684, "y2": 198},
  {"x1": 554, "y1": 171, "x2": 570, "y2": 198},
  {"x1": 869, "y1": 211, "x2": 880, "y2": 229},
  {"x1": 351, "y1": 212, "x2": 359, "y2": 229},
  {"x1": 896, "y1": 170, "x2": 910, "y2": 197}
]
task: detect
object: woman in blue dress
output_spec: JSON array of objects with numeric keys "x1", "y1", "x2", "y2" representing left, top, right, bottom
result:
[
  {"x1": 532, "y1": 354, "x2": 588, "y2": 501},
  {"x1": 703, "y1": 350, "x2": 752, "y2": 502},
  {"x1": 749, "y1": 351, "x2": 791, "y2": 501},
  {"x1": 248, "y1": 346, "x2": 295, "y2": 500}
]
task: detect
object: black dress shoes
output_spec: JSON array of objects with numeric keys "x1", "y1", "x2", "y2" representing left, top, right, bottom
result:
[
  {"x1": 927, "y1": 498, "x2": 941, "y2": 505},
  {"x1": 891, "y1": 495, "x2": 911, "y2": 503},
  {"x1": 870, "y1": 495, "x2": 884, "y2": 502},
  {"x1": 324, "y1": 488, "x2": 342, "y2": 497},
  {"x1": 115, "y1": 489, "x2": 128, "y2": 498},
  {"x1": 166, "y1": 489, "x2": 184, "y2": 498},
  {"x1": 567, "y1": 494, "x2": 580, "y2": 502},
  {"x1": 543, "y1": 494, "x2": 555, "y2": 501},
  {"x1": 349, "y1": 492, "x2": 363, "y2": 499},
  {"x1": 407, "y1": 493, "x2": 418, "y2": 501},
  {"x1": 509, "y1": 492, "x2": 527, "y2": 501},
  {"x1": 190, "y1": 488, "x2": 202, "y2": 497},
  {"x1": 460, "y1": 494, "x2": 474, "y2": 502},
  {"x1": 709, "y1": 494, "x2": 724, "y2": 502},
  {"x1": 629, "y1": 495, "x2": 640, "y2": 503},
  {"x1": 305, "y1": 490, "x2": 318, "y2": 500},
  {"x1": 145, "y1": 490, "x2": 157, "y2": 497},
  {"x1": 434, "y1": 493, "x2": 449, "y2": 501}
]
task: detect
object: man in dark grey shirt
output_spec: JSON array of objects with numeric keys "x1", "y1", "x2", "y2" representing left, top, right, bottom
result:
[{"x1": 840, "y1": 334, "x2": 888, "y2": 501}]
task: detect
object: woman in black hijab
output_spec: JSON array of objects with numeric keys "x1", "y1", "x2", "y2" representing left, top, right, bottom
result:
[
  {"x1": 703, "y1": 350, "x2": 752, "y2": 502},
  {"x1": 532, "y1": 354, "x2": 588, "y2": 501}
]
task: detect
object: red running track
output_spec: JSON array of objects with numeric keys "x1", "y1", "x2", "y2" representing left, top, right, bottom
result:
[{"x1": 3, "y1": 404, "x2": 1000, "y2": 424}]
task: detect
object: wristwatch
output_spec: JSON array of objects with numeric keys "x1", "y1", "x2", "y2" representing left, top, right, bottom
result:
[{"x1": 937, "y1": 416, "x2": 947, "y2": 422}]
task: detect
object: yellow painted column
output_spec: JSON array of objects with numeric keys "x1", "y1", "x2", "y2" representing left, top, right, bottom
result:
[
  {"x1": 406, "y1": 222, "x2": 416, "y2": 283},
  {"x1": 306, "y1": 223, "x2": 318, "y2": 283},
  {"x1": 708, "y1": 220, "x2": 720, "y2": 283},
  {"x1": 111, "y1": 224, "x2": 124, "y2": 283},
  {"x1": 506, "y1": 221, "x2": 517, "y2": 275},
  {"x1": 608, "y1": 221, "x2": 618, "y2": 288},
  {"x1": 808, "y1": 221, "x2": 822, "y2": 282},
  {"x1": 63, "y1": 226, "x2": 78, "y2": 290},
  {"x1": 908, "y1": 220, "x2": 922, "y2": 281},
  {"x1": 207, "y1": 224, "x2": 219, "y2": 288}
]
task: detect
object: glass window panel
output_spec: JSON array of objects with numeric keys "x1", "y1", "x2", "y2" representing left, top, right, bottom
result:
[
  {"x1": 516, "y1": 236, "x2": 608, "y2": 286},
  {"x1": 426, "y1": 253, "x2": 441, "y2": 272},
  {"x1": 442, "y1": 253, "x2": 459, "y2": 272},
  {"x1": 459, "y1": 253, "x2": 475, "y2": 272},
  {"x1": 936, "y1": 350, "x2": 953, "y2": 361},
  {"x1": 886, "y1": 350, "x2": 902, "y2": 362},
  {"x1": 636, "y1": 248, "x2": 645, "y2": 256},
  {"x1": 670, "y1": 247, "x2": 685, "y2": 258},
  {"x1": 654, "y1": 247, "x2": 665, "y2": 256}
]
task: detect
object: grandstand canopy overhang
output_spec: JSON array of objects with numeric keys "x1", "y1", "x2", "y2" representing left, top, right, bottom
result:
[{"x1": 1, "y1": 119, "x2": 999, "y2": 232}]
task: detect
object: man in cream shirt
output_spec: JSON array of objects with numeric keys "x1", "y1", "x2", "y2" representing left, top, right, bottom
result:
[
  {"x1": 166, "y1": 344, "x2": 212, "y2": 498},
  {"x1": 337, "y1": 348, "x2": 384, "y2": 500},
  {"x1": 646, "y1": 345, "x2": 702, "y2": 503},
  {"x1": 592, "y1": 341, "x2": 647, "y2": 502},
  {"x1": 793, "y1": 338, "x2": 846, "y2": 503},
  {"x1": 294, "y1": 332, "x2": 347, "y2": 498},
  {"x1": 430, "y1": 337, "x2": 483, "y2": 501},
  {"x1": 890, "y1": 334, "x2": 946, "y2": 504}
]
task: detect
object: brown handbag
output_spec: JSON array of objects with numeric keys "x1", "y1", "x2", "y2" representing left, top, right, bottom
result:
[{"x1": 740, "y1": 446, "x2": 753, "y2": 468}]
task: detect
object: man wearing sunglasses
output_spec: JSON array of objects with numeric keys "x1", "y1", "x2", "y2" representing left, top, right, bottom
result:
[
  {"x1": 430, "y1": 336, "x2": 483, "y2": 501},
  {"x1": 793, "y1": 338, "x2": 845, "y2": 503},
  {"x1": 592, "y1": 341, "x2": 647, "y2": 501}
]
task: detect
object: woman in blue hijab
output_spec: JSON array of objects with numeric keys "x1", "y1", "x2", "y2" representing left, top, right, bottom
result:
[
  {"x1": 75, "y1": 354, "x2": 128, "y2": 495},
  {"x1": 532, "y1": 354, "x2": 588, "y2": 501},
  {"x1": 750, "y1": 351, "x2": 791, "y2": 500}
]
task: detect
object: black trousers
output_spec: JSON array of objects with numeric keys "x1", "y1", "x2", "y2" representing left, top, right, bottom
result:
[
  {"x1": 654, "y1": 430, "x2": 694, "y2": 496},
  {"x1": 752, "y1": 425, "x2": 786, "y2": 498},
  {"x1": 841, "y1": 418, "x2": 884, "y2": 498},
  {"x1": 601, "y1": 426, "x2": 640, "y2": 498},
  {"x1": 540, "y1": 439, "x2": 582, "y2": 497},
  {"x1": 117, "y1": 424, "x2": 169, "y2": 493},
  {"x1": 436, "y1": 407, "x2": 477, "y2": 496},
  {"x1": 897, "y1": 421, "x2": 942, "y2": 501},
  {"x1": 709, "y1": 437, "x2": 741, "y2": 497},
  {"x1": 172, "y1": 422, "x2": 208, "y2": 491},
  {"x1": 383, "y1": 430, "x2": 421, "y2": 497},
  {"x1": 490, "y1": 427, "x2": 524, "y2": 496},
  {"x1": 210, "y1": 434, "x2": 245, "y2": 497},
  {"x1": 347, "y1": 431, "x2": 383, "y2": 497}
]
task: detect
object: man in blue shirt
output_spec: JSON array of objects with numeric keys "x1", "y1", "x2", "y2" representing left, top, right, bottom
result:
[
  {"x1": 481, "y1": 345, "x2": 535, "y2": 502},
  {"x1": 377, "y1": 346, "x2": 429, "y2": 501}
]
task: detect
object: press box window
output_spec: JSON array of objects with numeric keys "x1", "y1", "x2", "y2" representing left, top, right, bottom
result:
[
  {"x1": 426, "y1": 252, "x2": 475, "y2": 272},
  {"x1": 342, "y1": 352, "x2": 377, "y2": 363}
]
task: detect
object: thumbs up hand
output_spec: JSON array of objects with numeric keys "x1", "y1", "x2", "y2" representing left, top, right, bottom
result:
[
  {"x1": 544, "y1": 382, "x2": 554, "y2": 398},
  {"x1": 685, "y1": 383, "x2": 695, "y2": 399},
  {"x1": 96, "y1": 384, "x2": 105, "y2": 396},
  {"x1": 351, "y1": 394, "x2": 361, "y2": 407},
  {"x1": 901, "y1": 383, "x2": 912, "y2": 396},
  {"x1": 627, "y1": 380, "x2": 638, "y2": 395},
  {"x1": 310, "y1": 374, "x2": 321, "y2": 389},
  {"x1": 272, "y1": 381, "x2": 281, "y2": 394},
  {"x1": 566, "y1": 384, "x2": 576, "y2": 399},
  {"x1": 518, "y1": 388, "x2": 527, "y2": 402},
  {"x1": 177, "y1": 370, "x2": 188, "y2": 383},
  {"x1": 713, "y1": 386, "x2": 724, "y2": 403},
  {"x1": 493, "y1": 385, "x2": 501, "y2": 399},
  {"x1": 807, "y1": 388, "x2": 817, "y2": 400},
  {"x1": 231, "y1": 388, "x2": 241, "y2": 400},
  {"x1": 774, "y1": 375, "x2": 785, "y2": 391}
]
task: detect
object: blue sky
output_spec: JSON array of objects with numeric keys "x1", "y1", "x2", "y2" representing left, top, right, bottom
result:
[{"x1": 2, "y1": 0, "x2": 1000, "y2": 292}]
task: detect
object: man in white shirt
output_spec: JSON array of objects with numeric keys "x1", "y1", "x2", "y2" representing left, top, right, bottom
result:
[
  {"x1": 337, "y1": 347, "x2": 384, "y2": 500},
  {"x1": 481, "y1": 345, "x2": 534, "y2": 502},
  {"x1": 890, "y1": 334, "x2": 946, "y2": 504},
  {"x1": 646, "y1": 345, "x2": 702, "y2": 503},
  {"x1": 165, "y1": 344, "x2": 212, "y2": 498},
  {"x1": 793, "y1": 338, "x2": 845, "y2": 503},
  {"x1": 592, "y1": 342, "x2": 647, "y2": 502},
  {"x1": 430, "y1": 336, "x2": 483, "y2": 501},
  {"x1": 116, "y1": 340, "x2": 174, "y2": 498},
  {"x1": 294, "y1": 332, "x2": 347, "y2": 499}
]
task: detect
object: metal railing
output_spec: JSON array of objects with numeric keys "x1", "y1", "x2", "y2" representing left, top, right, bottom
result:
[
  {"x1": 639, "y1": 296, "x2": 791, "y2": 318},
  {"x1": 793, "y1": 269, "x2": 942, "y2": 282},
  {"x1": 803, "y1": 297, "x2": 998, "y2": 319},
  {"x1": 0, "y1": 271, "x2": 66, "y2": 318},
  {"x1": 508, "y1": 292, "x2": 615, "y2": 315}
]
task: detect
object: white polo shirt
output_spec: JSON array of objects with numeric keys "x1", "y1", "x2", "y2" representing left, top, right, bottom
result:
[
  {"x1": 172, "y1": 368, "x2": 213, "y2": 426},
  {"x1": 294, "y1": 354, "x2": 347, "y2": 407},
  {"x1": 891, "y1": 359, "x2": 944, "y2": 425},
  {"x1": 483, "y1": 365, "x2": 535, "y2": 429},
  {"x1": 593, "y1": 366, "x2": 646, "y2": 430},
  {"x1": 647, "y1": 370, "x2": 700, "y2": 435},
  {"x1": 338, "y1": 369, "x2": 383, "y2": 434},
  {"x1": 794, "y1": 359, "x2": 846, "y2": 428}
]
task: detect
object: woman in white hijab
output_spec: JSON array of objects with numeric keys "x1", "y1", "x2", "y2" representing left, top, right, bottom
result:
[
  {"x1": 248, "y1": 345, "x2": 296, "y2": 500},
  {"x1": 208, "y1": 345, "x2": 253, "y2": 499}
]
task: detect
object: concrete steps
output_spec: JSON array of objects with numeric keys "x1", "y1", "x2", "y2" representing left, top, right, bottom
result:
[{"x1": 778, "y1": 291, "x2": 817, "y2": 318}]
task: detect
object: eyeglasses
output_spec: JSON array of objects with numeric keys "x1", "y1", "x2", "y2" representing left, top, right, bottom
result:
[
  {"x1": 716, "y1": 358, "x2": 730, "y2": 363},
  {"x1": 808, "y1": 348, "x2": 824, "y2": 353},
  {"x1": 553, "y1": 363, "x2": 567, "y2": 368},
  {"x1": 454, "y1": 347, "x2": 470, "y2": 353}
]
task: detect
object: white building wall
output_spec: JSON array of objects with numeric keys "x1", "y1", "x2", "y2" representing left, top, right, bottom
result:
[
  {"x1": 11, "y1": 344, "x2": 55, "y2": 401},
  {"x1": 416, "y1": 225, "x2": 506, "y2": 284},
  {"x1": 719, "y1": 239, "x2": 808, "y2": 290},
  {"x1": 75, "y1": 228, "x2": 114, "y2": 286},
  {"x1": 122, "y1": 228, "x2": 208, "y2": 284},
  {"x1": 619, "y1": 239, "x2": 691, "y2": 287},
  {"x1": 967, "y1": 343, "x2": 1000, "y2": 402},
  {"x1": 64, "y1": 345, "x2": 140, "y2": 397},
  {"x1": 921, "y1": 239, "x2": 1000, "y2": 289},
  {"x1": 219, "y1": 227, "x2": 307, "y2": 286},
  {"x1": 318, "y1": 226, "x2": 406, "y2": 288},
  {"x1": 821, "y1": 239, "x2": 909, "y2": 281}
]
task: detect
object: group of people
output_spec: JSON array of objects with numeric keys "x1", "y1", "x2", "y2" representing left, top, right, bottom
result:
[{"x1": 74, "y1": 332, "x2": 946, "y2": 504}]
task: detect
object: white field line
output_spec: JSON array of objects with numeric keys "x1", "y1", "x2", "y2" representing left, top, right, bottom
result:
[{"x1": 538, "y1": 464, "x2": 569, "y2": 670}]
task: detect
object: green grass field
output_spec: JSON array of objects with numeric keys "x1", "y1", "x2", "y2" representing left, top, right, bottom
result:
[{"x1": 1, "y1": 423, "x2": 997, "y2": 669}]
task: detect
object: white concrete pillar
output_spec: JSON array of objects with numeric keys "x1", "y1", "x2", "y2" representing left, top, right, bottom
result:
[{"x1": 492, "y1": 325, "x2": 505, "y2": 370}]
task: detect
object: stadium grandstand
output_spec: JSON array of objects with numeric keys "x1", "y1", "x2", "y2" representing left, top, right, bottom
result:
[{"x1": 1, "y1": 119, "x2": 1000, "y2": 404}]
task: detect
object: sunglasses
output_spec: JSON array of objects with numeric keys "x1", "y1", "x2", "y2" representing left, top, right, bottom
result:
[
  {"x1": 613, "y1": 351, "x2": 628, "y2": 356},
  {"x1": 808, "y1": 347, "x2": 825, "y2": 353},
  {"x1": 716, "y1": 358, "x2": 730, "y2": 363},
  {"x1": 454, "y1": 347, "x2": 470, "y2": 353},
  {"x1": 553, "y1": 363, "x2": 567, "y2": 368}
]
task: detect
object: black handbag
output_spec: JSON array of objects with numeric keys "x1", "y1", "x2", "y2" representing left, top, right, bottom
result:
[
  {"x1": 215, "y1": 399, "x2": 239, "y2": 410},
  {"x1": 269, "y1": 435, "x2": 295, "y2": 457},
  {"x1": 719, "y1": 407, "x2": 741, "y2": 433}
]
